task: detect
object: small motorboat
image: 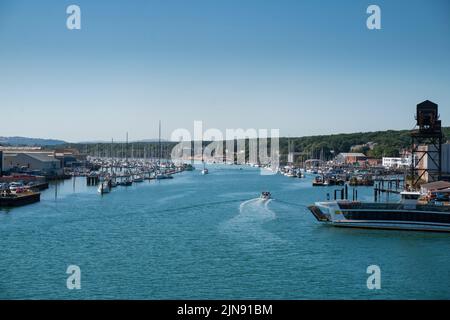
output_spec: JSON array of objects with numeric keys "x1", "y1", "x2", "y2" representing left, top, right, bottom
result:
[
  {"x1": 260, "y1": 191, "x2": 271, "y2": 201},
  {"x1": 156, "y1": 173, "x2": 173, "y2": 180},
  {"x1": 312, "y1": 176, "x2": 325, "y2": 187},
  {"x1": 284, "y1": 171, "x2": 296, "y2": 178},
  {"x1": 119, "y1": 179, "x2": 132, "y2": 186},
  {"x1": 201, "y1": 168, "x2": 209, "y2": 175}
]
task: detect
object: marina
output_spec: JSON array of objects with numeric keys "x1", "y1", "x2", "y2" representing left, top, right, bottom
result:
[
  {"x1": 2, "y1": 102, "x2": 448, "y2": 299},
  {"x1": 1, "y1": 165, "x2": 449, "y2": 299},
  {"x1": 307, "y1": 101, "x2": 450, "y2": 233},
  {"x1": 1, "y1": 0, "x2": 449, "y2": 303}
]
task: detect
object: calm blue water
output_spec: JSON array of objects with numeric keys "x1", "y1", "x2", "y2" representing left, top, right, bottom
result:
[{"x1": 0, "y1": 165, "x2": 449, "y2": 299}]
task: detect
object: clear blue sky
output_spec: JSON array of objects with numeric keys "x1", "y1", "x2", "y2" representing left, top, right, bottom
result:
[{"x1": 1, "y1": 0, "x2": 449, "y2": 142}]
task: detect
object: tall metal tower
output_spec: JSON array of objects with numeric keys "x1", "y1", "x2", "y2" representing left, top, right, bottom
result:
[{"x1": 410, "y1": 100, "x2": 443, "y2": 187}]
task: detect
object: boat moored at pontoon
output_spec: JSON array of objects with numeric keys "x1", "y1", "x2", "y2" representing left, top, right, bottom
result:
[{"x1": 308, "y1": 191, "x2": 450, "y2": 232}]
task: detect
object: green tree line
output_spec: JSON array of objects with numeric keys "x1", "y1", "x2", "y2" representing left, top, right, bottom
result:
[{"x1": 51, "y1": 127, "x2": 450, "y2": 161}]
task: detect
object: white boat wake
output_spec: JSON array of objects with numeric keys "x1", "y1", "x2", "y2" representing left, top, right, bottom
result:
[{"x1": 220, "y1": 198, "x2": 286, "y2": 251}]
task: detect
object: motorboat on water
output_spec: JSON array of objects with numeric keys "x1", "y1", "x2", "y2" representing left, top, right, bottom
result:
[
  {"x1": 156, "y1": 172, "x2": 173, "y2": 180},
  {"x1": 260, "y1": 191, "x2": 271, "y2": 201},
  {"x1": 200, "y1": 158, "x2": 209, "y2": 175},
  {"x1": 285, "y1": 171, "x2": 296, "y2": 178},
  {"x1": 119, "y1": 178, "x2": 132, "y2": 186},
  {"x1": 308, "y1": 191, "x2": 450, "y2": 232},
  {"x1": 312, "y1": 176, "x2": 325, "y2": 186},
  {"x1": 133, "y1": 175, "x2": 144, "y2": 183}
]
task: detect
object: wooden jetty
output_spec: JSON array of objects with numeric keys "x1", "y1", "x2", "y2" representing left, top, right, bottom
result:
[{"x1": 86, "y1": 175, "x2": 100, "y2": 186}]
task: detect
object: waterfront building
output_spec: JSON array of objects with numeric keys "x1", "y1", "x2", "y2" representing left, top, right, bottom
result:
[
  {"x1": 365, "y1": 157, "x2": 382, "y2": 167},
  {"x1": 420, "y1": 181, "x2": 450, "y2": 194},
  {"x1": 416, "y1": 144, "x2": 450, "y2": 182},
  {"x1": 1, "y1": 151, "x2": 62, "y2": 176},
  {"x1": 382, "y1": 157, "x2": 412, "y2": 168},
  {"x1": 54, "y1": 148, "x2": 87, "y2": 167},
  {"x1": 335, "y1": 153, "x2": 367, "y2": 165}
]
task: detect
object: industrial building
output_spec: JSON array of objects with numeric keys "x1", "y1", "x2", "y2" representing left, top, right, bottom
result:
[
  {"x1": 416, "y1": 143, "x2": 450, "y2": 182},
  {"x1": 0, "y1": 150, "x2": 62, "y2": 176},
  {"x1": 54, "y1": 148, "x2": 87, "y2": 167},
  {"x1": 420, "y1": 180, "x2": 450, "y2": 194},
  {"x1": 410, "y1": 100, "x2": 446, "y2": 185}
]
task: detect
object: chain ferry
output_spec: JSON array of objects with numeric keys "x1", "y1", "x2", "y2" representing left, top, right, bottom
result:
[{"x1": 308, "y1": 191, "x2": 450, "y2": 232}]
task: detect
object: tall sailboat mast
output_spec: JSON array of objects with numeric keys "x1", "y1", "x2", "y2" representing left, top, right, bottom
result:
[
  {"x1": 202, "y1": 142, "x2": 205, "y2": 169},
  {"x1": 158, "y1": 120, "x2": 161, "y2": 165},
  {"x1": 200, "y1": 138, "x2": 208, "y2": 174},
  {"x1": 126, "y1": 132, "x2": 128, "y2": 162}
]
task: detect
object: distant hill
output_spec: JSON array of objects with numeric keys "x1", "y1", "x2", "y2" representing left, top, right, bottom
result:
[
  {"x1": 278, "y1": 126, "x2": 450, "y2": 160},
  {"x1": 76, "y1": 138, "x2": 166, "y2": 144},
  {"x1": 0, "y1": 136, "x2": 66, "y2": 146},
  {"x1": 2, "y1": 126, "x2": 449, "y2": 160}
]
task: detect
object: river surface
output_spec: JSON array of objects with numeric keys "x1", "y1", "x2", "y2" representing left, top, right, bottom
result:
[{"x1": 0, "y1": 165, "x2": 449, "y2": 299}]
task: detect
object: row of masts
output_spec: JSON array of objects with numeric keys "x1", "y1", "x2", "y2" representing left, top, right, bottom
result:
[
  {"x1": 287, "y1": 138, "x2": 331, "y2": 164},
  {"x1": 85, "y1": 121, "x2": 170, "y2": 162},
  {"x1": 87, "y1": 143, "x2": 172, "y2": 160}
]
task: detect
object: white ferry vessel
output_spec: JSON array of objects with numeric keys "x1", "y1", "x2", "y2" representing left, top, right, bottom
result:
[{"x1": 308, "y1": 191, "x2": 450, "y2": 232}]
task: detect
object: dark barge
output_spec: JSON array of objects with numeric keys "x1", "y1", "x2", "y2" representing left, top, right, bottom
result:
[{"x1": 0, "y1": 192, "x2": 41, "y2": 207}]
